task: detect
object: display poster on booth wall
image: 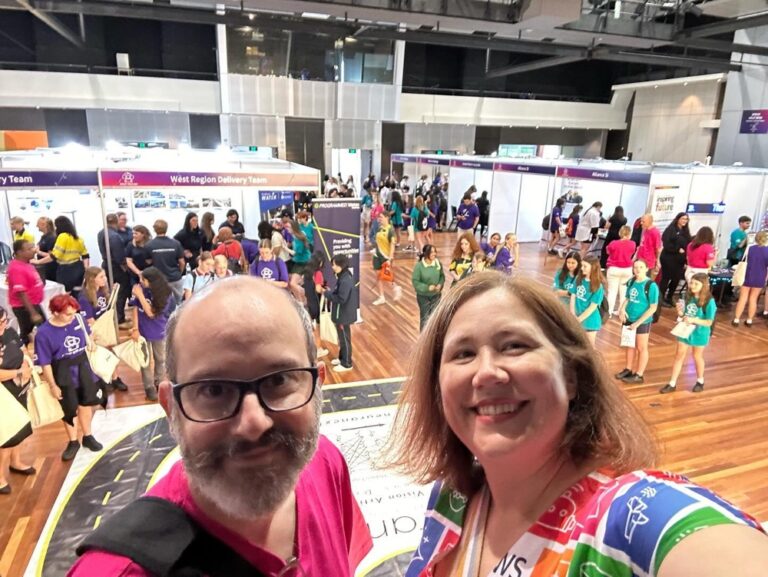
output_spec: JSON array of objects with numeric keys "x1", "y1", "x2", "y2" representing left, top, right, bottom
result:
[
  {"x1": 259, "y1": 190, "x2": 295, "y2": 222},
  {"x1": 311, "y1": 199, "x2": 361, "y2": 314},
  {"x1": 650, "y1": 185, "x2": 680, "y2": 230},
  {"x1": 129, "y1": 190, "x2": 231, "y2": 211}
]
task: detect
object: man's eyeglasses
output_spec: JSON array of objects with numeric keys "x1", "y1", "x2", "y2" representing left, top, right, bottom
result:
[{"x1": 171, "y1": 367, "x2": 318, "y2": 423}]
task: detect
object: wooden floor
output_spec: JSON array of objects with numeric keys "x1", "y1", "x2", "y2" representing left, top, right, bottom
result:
[{"x1": 3, "y1": 232, "x2": 768, "y2": 575}]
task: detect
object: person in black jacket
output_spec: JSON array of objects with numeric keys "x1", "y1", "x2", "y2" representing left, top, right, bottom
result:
[
  {"x1": 174, "y1": 212, "x2": 205, "y2": 272},
  {"x1": 600, "y1": 206, "x2": 627, "y2": 269},
  {"x1": 324, "y1": 254, "x2": 356, "y2": 373},
  {"x1": 659, "y1": 213, "x2": 692, "y2": 307}
]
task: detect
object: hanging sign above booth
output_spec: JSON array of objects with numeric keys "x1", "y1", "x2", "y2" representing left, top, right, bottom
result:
[
  {"x1": 449, "y1": 159, "x2": 494, "y2": 170},
  {"x1": 494, "y1": 162, "x2": 556, "y2": 176},
  {"x1": 0, "y1": 170, "x2": 98, "y2": 188},
  {"x1": 686, "y1": 202, "x2": 726, "y2": 214},
  {"x1": 391, "y1": 154, "x2": 419, "y2": 163},
  {"x1": 555, "y1": 167, "x2": 651, "y2": 185},
  {"x1": 100, "y1": 170, "x2": 319, "y2": 188},
  {"x1": 740, "y1": 110, "x2": 768, "y2": 134}
]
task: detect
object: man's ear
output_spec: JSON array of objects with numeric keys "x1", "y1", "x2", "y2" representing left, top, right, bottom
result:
[
  {"x1": 317, "y1": 362, "x2": 326, "y2": 389},
  {"x1": 158, "y1": 381, "x2": 173, "y2": 417}
]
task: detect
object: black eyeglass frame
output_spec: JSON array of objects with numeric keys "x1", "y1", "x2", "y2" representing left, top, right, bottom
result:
[{"x1": 171, "y1": 366, "x2": 319, "y2": 423}]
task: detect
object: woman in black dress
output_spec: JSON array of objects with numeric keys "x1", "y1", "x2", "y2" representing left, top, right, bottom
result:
[
  {"x1": 600, "y1": 206, "x2": 627, "y2": 269},
  {"x1": 659, "y1": 212, "x2": 692, "y2": 307},
  {"x1": 0, "y1": 307, "x2": 35, "y2": 494}
]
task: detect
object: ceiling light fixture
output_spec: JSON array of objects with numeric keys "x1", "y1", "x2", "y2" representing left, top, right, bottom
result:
[{"x1": 301, "y1": 12, "x2": 331, "y2": 19}]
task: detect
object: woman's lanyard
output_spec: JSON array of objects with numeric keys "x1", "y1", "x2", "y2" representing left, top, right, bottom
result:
[{"x1": 446, "y1": 485, "x2": 491, "y2": 577}]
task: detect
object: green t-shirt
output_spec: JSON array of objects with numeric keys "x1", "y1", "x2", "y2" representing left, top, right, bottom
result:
[
  {"x1": 730, "y1": 228, "x2": 747, "y2": 260},
  {"x1": 553, "y1": 271, "x2": 576, "y2": 305},
  {"x1": 569, "y1": 279, "x2": 604, "y2": 331},
  {"x1": 624, "y1": 278, "x2": 659, "y2": 324},
  {"x1": 678, "y1": 297, "x2": 717, "y2": 347}
]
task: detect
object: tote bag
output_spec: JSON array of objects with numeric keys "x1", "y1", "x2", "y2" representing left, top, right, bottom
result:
[
  {"x1": 0, "y1": 384, "x2": 31, "y2": 445},
  {"x1": 113, "y1": 336, "x2": 151, "y2": 372},
  {"x1": 25, "y1": 356, "x2": 64, "y2": 428},
  {"x1": 319, "y1": 296, "x2": 339, "y2": 347},
  {"x1": 731, "y1": 246, "x2": 750, "y2": 288},
  {"x1": 91, "y1": 284, "x2": 120, "y2": 347},
  {"x1": 77, "y1": 314, "x2": 120, "y2": 383},
  {"x1": 620, "y1": 325, "x2": 637, "y2": 348}
]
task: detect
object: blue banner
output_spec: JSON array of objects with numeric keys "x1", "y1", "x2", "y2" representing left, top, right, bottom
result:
[{"x1": 259, "y1": 190, "x2": 295, "y2": 221}]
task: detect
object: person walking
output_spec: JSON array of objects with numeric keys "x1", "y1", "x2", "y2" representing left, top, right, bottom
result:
[
  {"x1": 559, "y1": 204, "x2": 583, "y2": 255},
  {"x1": 605, "y1": 225, "x2": 636, "y2": 316},
  {"x1": 7, "y1": 240, "x2": 45, "y2": 345},
  {"x1": 616, "y1": 259, "x2": 659, "y2": 385},
  {"x1": 547, "y1": 197, "x2": 566, "y2": 254},
  {"x1": 412, "y1": 244, "x2": 444, "y2": 331},
  {"x1": 409, "y1": 195, "x2": 430, "y2": 255},
  {"x1": 372, "y1": 213, "x2": 402, "y2": 305},
  {"x1": 660, "y1": 273, "x2": 716, "y2": 394},
  {"x1": 646, "y1": 212, "x2": 691, "y2": 308},
  {"x1": 732, "y1": 230, "x2": 768, "y2": 326},
  {"x1": 325, "y1": 254, "x2": 356, "y2": 373}
]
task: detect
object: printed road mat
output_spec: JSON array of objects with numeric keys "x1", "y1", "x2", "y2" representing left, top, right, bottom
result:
[{"x1": 23, "y1": 378, "x2": 426, "y2": 577}]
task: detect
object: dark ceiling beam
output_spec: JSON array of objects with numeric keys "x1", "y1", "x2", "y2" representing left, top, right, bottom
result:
[
  {"x1": 486, "y1": 55, "x2": 585, "y2": 78},
  {"x1": 0, "y1": 27, "x2": 35, "y2": 55},
  {"x1": 677, "y1": 37, "x2": 768, "y2": 57},
  {"x1": 15, "y1": 0, "x2": 85, "y2": 48},
  {"x1": 677, "y1": 11, "x2": 768, "y2": 39},
  {"x1": 594, "y1": 49, "x2": 741, "y2": 71}
]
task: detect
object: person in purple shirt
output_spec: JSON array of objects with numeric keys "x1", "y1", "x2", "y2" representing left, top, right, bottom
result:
[
  {"x1": 480, "y1": 232, "x2": 502, "y2": 266},
  {"x1": 130, "y1": 267, "x2": 175, "y2": 402},
  {"x1": 241, "y1": 237, "x2": 260, "y2": 266},
  {"x1": 249, "y1": 239, "x2": 289, "y2": 289},
  {"x1": 495, "y1": 233, "x2": 520, "y2": 274},
  {"x1": 456, "y1": 193, "x2": 479, "y2": 237}
]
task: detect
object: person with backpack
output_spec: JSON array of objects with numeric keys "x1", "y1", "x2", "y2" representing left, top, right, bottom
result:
[
  {"x1": 552, "y1": 251, "x2": 581, "y2": 306},
  {"x1": 660, "y1": 272, "x2": 716, "y2": 394},
  {"x1": 211, "y1": 227, "x2": 245, "y2": 274},
  {"x1": 569, "y1": 256, "x2": 605, "y2": 345},
  {"x1": 559, "y1": 204, "x2": 583, "y2": 256},
  {"x1": 616, "y1": 259, "x2": 659, "y2": 385},
  {"x1": 182, "y1": 252, "x2": 214, "y2": 301},
  {"x1": 324, "y1": 254, "x2": 356, "y2": 373},
  {"x1": 249, "y1": 239, "x2": 289, "y2": 289}
]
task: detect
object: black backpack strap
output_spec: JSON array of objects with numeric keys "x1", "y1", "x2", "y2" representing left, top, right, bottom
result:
[{"x1": 77, "y1": 496, "x2": 266, "y2": 577}]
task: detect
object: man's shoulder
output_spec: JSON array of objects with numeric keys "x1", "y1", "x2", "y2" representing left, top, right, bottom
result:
[{"x1": 68, "y1": 550, "x2": 150, "y2": 577}]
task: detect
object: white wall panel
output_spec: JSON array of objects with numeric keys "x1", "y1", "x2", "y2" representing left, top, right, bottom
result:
[
  {"x1": 337, "y1": 83, "x2": 398, "y2": 121},
  {"x1": 717, "y1": 174, "x2": 765, "y2": 256},
  {"x1": 0, "y1": 70, "x2": 220, "y2": 113},
  {"x1": 516, "y1": 175, "x2": 552, "y2": 242},
  {"x1": 448, "y1": 168, "x2": 476, "y2": 212},
  {"x1": 489, "y1": 172, "x2": 522, "y2": 239}
]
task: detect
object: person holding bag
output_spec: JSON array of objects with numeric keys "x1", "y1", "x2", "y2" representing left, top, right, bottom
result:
[
  {"x1": 616, "y1": 259, "x2": 659, "y2": 385},
  {"x1": 324, "y1": 255, "x2": 356, "y2": 373},
  {"x1": 79, "y1": 267, "x2": 127, "y2": 392},
  {"x1": 35, "y1": 294, "x2": 104, "y2": 461},
  {"x1": 0, "y1": 307, "x2": 35, "y2": 494},
  {"x1": 372, "y1": 212, "x2": 402, "y2": 306},
  {"x1": 130, "y1": 267, "x2": 175, "y2": 402},
  {"x1": 660, "y1": 273, "x2": 716, "y2": 394}
]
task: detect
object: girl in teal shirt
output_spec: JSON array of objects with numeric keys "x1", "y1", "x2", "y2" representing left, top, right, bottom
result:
[
  {"x1": 569, "y1": 256, "x2": 605, "y2": 345},
  {"x1": 616, "y1": 259, "x2": 659, "y2": 385},
  {"x1": 660, "y1": 272, "x2": 716, "y2": 394},
  {"x1": 553, "y1": 251, "x2": 581, "y2": 306}
]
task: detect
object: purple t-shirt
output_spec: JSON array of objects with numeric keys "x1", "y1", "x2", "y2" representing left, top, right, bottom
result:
[
  {"x1": 78, "y1": 292, "x2": 109, "y2": 321},
  {"x1": 129, "y1": 288, "x2": 175, "y2": 342},
  {"x1": 34, "y1": 319, "x2": 92, "y2": 385},
  {"x1": 457, "y1": 203, "x2": 479, "y2": 230},
  {"x1": 551, "y1": 206, "x2": 563, "y2": 232},
  {"x1": 241, "y1": 238, "x2": 260, "y2": 264},
  {"x1": 249, "y1": 258, "x2": 289, "y2": 284},
  {"x1": 495, "y1": 246, "x2": 515, "y2": 272}
]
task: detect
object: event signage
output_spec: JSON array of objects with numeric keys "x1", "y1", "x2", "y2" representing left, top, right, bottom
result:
[
  {"x1": 258, "y1": 190, "x2": 295, "y2": 221},
  {"x1": 311, "y1": 198, "x2": 362, "y2": 314},
  {"x1": 449, "y1": 159, "x2": 494, "y2": 170},
  {"x1": 686, "y1": 202, "x2": 726, "y2": 214},
  {"x1": 556, "y1": 167, "x2": 651, "y2": 185},
  {"x1": 740, "y1": 110, "x2": 768, "y2": 134},
  {"x1": 422, "y1": 157, "x2": 450, "y2": 166},
  {"x1": 494, "y1": 162, "x2": 556, "y2": 176},
  {"x1": 0, "y1": 170, "x2": 98, "y2": 188},
  {"x1": 100, "y1": 170, "x2": 318, "y2": 188},
  {"x1": 391, "y1": 154, "x2": 419, "y2": 163}
]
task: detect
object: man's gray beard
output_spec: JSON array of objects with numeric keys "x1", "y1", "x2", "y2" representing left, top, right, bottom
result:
[{"x1": 171, "y1": 400, "x2": 321, "y2": 521}]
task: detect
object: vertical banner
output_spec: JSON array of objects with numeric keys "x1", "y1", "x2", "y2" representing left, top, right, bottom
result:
[
  {"x1": 259, "y1": 190, "x2": 295, "y2": 221},
  {"x1": 650, "y1": 185, "x2": 680, "y2": 231},
  {"x1": 311, "y1": 198, "x2": 362, "y2": 314}
]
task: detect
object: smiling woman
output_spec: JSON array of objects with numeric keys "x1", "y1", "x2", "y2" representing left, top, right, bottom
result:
[{"x1": 385, "y1": 272, "x2": 768, "y2": 577}]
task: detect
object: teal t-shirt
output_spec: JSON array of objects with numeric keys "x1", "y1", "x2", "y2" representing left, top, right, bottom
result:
[
  {"x1": 299, "y1": 222, "x2": 314, "y2": 247},
  {"x1": 391, "y1": 201, "x2": 404, "y2": 226},
  {"x1": 553, "y1": 271, "x2": 577, "y2": 305},
  {"x1": 624, "y1": 278, "x2": 659, "y2": 325},
  {"x1": 569, "y1": 279, "x2": 604, "y2": 331},
  {"x1": 361, "y1": 194, "x2": 373, "y2": 209},
  {"x1": 678, "y1": 297, "x2": 717, "y2": 347},
  {"x1": 730, "y1": 228, "x2": 747, "y2": 260}
]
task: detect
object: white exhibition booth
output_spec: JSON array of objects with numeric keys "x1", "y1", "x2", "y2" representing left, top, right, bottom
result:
[
  {"x1": 0, "y1": 147, "x2": 320, "y2": 280},
  {"x1": 391, "y1": 153, "x2": 768, "y2": 249}
]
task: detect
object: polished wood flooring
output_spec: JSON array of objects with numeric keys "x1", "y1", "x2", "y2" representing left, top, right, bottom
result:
[{"x1": 3, "y1": 232, "x2": 768, "y2": 575}]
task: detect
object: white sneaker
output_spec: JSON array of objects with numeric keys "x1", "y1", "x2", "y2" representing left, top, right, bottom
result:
[
  {"x1": 331, "y1": 359, "x2": 341, "y2": 366},
  {"x1": 393, "y1": 286, "x2": 403, "y2": 301},
  {"x1": 317, "y1": 348, "x2": 329, "y2": 358},
  {"x1": 333, "y1": 364, "x2": 353, "y2": 373},
  {"x1": 373, "y1": 296, "x2": 386, "y2": 306}
]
